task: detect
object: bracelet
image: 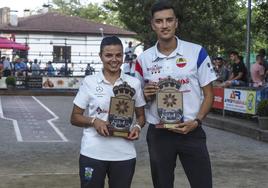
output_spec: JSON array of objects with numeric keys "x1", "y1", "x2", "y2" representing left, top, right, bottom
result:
[
  {"x1": 90, "y1": 117, "x2": 97, "y2": 126},
  {"x1": 133, "y1": 124, "x2": 142, "y2": 131}
]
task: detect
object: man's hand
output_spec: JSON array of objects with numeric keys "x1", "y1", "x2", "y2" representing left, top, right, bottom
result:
[
  {"x1": 143, "y1": 83, "x2": 159, "y2": 102},
  {"x1": 168, "y1": 120, "x2": 199, "y2": 134},
  {"x1": 93, "y1": 118, "x2": 110, "y2": 136}
]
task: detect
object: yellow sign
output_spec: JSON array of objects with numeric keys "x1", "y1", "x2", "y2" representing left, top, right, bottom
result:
[{"x1": 246, "y1": 91, "x2": 256, "y2": 114}]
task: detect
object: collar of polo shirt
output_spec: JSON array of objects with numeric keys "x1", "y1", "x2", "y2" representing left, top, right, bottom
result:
[
  {"x1": 153, "y1": 37, "x2": 183, "y2": 62},
  {"x1": 96, "y1": 69, "x2": 126, "y2": 84}
]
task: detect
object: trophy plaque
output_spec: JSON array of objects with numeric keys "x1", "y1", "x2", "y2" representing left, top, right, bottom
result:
[
  {"x1": 156, "y1": 77, "x2": 183, "y2": 128},
  {"x1": 108, "y1": 82, "x2": 135, "y2": 137}
]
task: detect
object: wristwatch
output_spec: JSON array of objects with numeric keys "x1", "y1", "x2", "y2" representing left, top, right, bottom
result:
[{"x1": 194, "y1": 118, "x2": 202, "y2": 127}]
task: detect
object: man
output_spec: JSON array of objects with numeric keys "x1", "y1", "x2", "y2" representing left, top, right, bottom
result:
[
  {"x1": 135, "y1": 1, "x2": 217, "y2": 188},
  {"x1": 3, "y1": 57, "x2": 12, "y2": 77},
  {"x1": 124, "y1": 41, "x2": 135, "y2": 62},
  {"x1": 250, "y1": 55, "x2": 265, "y2": 87},
  {"x1": 85, "y1": 63, "x2": 95, "y2": 76},
  {"x1": 258, "y1": 48, "x2": 268, "y2": 82},
  {"x1": 213, "y1": 57, "x2": 229, "y2": 86},
  {"x1": 223, "y1": 51, "x2": 248, "y2": 87},
  {"x1": 31, "y1": 59, "x2": 40, "y2": 76}
]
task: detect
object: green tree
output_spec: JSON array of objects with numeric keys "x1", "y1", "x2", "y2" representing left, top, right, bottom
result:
[
  {"x1": 51, "y1": 0, "x2": 123, "y2": 26},
  {"x1": 105, "y1": 0, "x2": 247, "y2": 56},
  {"x1": 255, "y1": 0, "x2": 268, "y2": 50}
]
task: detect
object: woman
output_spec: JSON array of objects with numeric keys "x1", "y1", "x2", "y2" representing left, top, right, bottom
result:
[{"x1": 70, "y1": 36, "x2": 145, "y2": 188}]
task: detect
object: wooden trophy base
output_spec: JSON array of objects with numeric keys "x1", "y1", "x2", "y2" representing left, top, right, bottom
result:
[
  {"x1": 108, "y1": 129, "x2": 129, "y2": 138},
  {"x1": 155, "y1": 123, "x2": 177, "y2": 129}
]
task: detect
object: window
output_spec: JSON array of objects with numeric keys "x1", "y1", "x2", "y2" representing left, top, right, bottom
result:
[{"x1": 53, "y1": 46, "x2": 71, "y2": 63}]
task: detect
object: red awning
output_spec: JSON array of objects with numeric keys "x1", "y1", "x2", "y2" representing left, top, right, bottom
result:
[{"x1": 0, "y1": 37, "x2": 29, "y2": 51}]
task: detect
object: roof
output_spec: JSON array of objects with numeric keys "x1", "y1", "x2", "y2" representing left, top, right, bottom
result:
[{"x1": 0, "y1": 12, "x2": 136, "y2": 36}]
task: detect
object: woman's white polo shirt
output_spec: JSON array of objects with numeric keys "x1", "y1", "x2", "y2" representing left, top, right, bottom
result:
[{"x1": 73, "y1": 70, "x2": 145, "y2": 161}]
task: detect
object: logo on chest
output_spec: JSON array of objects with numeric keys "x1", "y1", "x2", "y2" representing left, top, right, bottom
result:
[
  {"x1": 147, "y1": 64, "x2": 163, "y2": 74},
  {"x1": 176, "y1": 58, "x2": 187, "y2": 68}
]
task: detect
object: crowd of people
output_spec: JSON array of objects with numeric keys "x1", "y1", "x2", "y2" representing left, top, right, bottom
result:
[
  {"x1": 0, "y1": 56, "x2": 56, "y2": 77},
  {"x1": 0, "y1": 57, "x2": 81, "y2": 77},
  {"x1": 212, "y1": 49, "x2": 268, "y2": 88}
]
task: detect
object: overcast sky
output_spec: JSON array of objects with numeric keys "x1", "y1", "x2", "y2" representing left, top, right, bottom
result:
[{"x1": 0, "y1": 0, "x2": 104, "y2": 16}]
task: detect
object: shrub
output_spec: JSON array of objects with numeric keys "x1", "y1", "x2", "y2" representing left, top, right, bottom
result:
[
  {"x1": 5, "y1": 76, "x2": 16, "y2": 86},
  {"x1": 257, "y1": 99, "x2": 268, "y2": 117}
]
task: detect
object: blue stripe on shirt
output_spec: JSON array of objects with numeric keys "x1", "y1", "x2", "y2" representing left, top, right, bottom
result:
[{"x1": 197, "y1": 47, "x2": 208, "y2": 69}]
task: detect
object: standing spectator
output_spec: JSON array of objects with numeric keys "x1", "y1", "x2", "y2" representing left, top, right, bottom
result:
[
  {"x1": 70, "y1": 36, "x2": 145, "y2": 188},
  {"x1": 258, "y1": 48, "x2": 268, "y2": 82},
  {"x1": 0, "y1": 57, "x2": 4, "y2": 78},
  {"x1": 3, "y1": 57, "x2": 12, "y2": 77},
  {"x1": 250, "y1": 55, "x2": 265, "y2": 87},
  {"x1": 85, "y1": 63, "x2": 95, "y2": 76},
  {"x1": 135, "y1": 1, "x2": 216, "y2": 188},
  {"x1": 124, "y1": 41, "x2": 135, "y2": 63},
  {"x1": 129, "y1": 54, "x2": 137, "y2": 77},
  {"x1": 46, "y1": 61, "x2": 55, "y2": 76},
  {"x1": 31, "y1": 59, "x2": 40, "y2": 76},
  {"x1": 123, "y1": 60, "x2": 131, "y2": 75},
  {"x1": 222, "y1": 51, "x2": 248, "y2": 87}
]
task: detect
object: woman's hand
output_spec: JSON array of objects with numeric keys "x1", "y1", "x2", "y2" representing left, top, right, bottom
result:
[{"x1": 93, "y1": 118, "x2": 110, "y2": 136}]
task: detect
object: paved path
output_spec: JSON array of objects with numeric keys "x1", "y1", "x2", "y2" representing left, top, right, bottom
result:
[{"x1": 0, "y1": 96, "x2": 268, "y2": 188}]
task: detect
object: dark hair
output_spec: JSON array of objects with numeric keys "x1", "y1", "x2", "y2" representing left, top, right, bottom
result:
[
  {"x1": 258, "y1": 48, "x2": 266, "y2": 56},
  {"x1": 151, "y1": 1, "x2": 175, "y2": 17},
  {"x1": 100, "y1": 36, "x2": 123, "y2": 54},
  {"x1": 229, "y1": 51, "x2": 239, "y2": 56},
  {"x1": 256, "y1": 54, "x2": 264, "y2": 61}
]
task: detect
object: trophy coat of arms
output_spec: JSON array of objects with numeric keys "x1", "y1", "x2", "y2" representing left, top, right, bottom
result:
[
  {"x1": 156, "y1": 77, "x2": 183, "y2": 128},
  {"x1": 108, "y1": 82, "x2": 136, "y2": 137}
]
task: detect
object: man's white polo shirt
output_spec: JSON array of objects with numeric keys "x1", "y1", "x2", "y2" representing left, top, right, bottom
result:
[
  {"x1": 74, "y1": 70, "x2": 145, "y2": 161},
  {"x1": 135, "y1": 37, "x2": 217, "y2": 124}
]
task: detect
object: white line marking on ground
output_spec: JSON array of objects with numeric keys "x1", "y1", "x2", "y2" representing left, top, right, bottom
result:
[
  {"x1": 32, "y1": 96, "x2": 68, "y2": 142},
  {"x1": 0, "y1": 172, "x2": 77, "y2": 177},
  {"x1": 0, "y1": 96, "x2": 23, "y2": 142}
]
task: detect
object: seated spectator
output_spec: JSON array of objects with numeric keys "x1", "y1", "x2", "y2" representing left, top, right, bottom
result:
[
  {"x1": 213, "y1": 57, "x2": 229, "y2": 86},
  {"x1": 14, "y1": 58, "x2": 27, "y2": 76},
  {"x1": 58, "y1": 65, "x2": 65, "y2": 76},
  {"x1": 250, "y1": 55, "x2": 265, "y2": 87},
  {"x1": 222, "y1": 51, "x2": 248, "y2": 87}
]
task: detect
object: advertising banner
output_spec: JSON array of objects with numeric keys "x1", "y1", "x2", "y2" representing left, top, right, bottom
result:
[
  {"x1": 27, "y1": 76, "x2": 43, "y2": 89},
  {"x1": 224, "y1": 88, "x2": 257, "y2": 115},
  {"x1": 212, "y1": 87, "x2": 224, "y2": 109},
  {"x1": 42, "y1": 77, "x2": 82, "y2": 89}
]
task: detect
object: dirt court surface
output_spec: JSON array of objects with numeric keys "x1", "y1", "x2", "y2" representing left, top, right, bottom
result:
[{"x1": 0, "y1": 96, "x2": 268, "y2": 188}]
